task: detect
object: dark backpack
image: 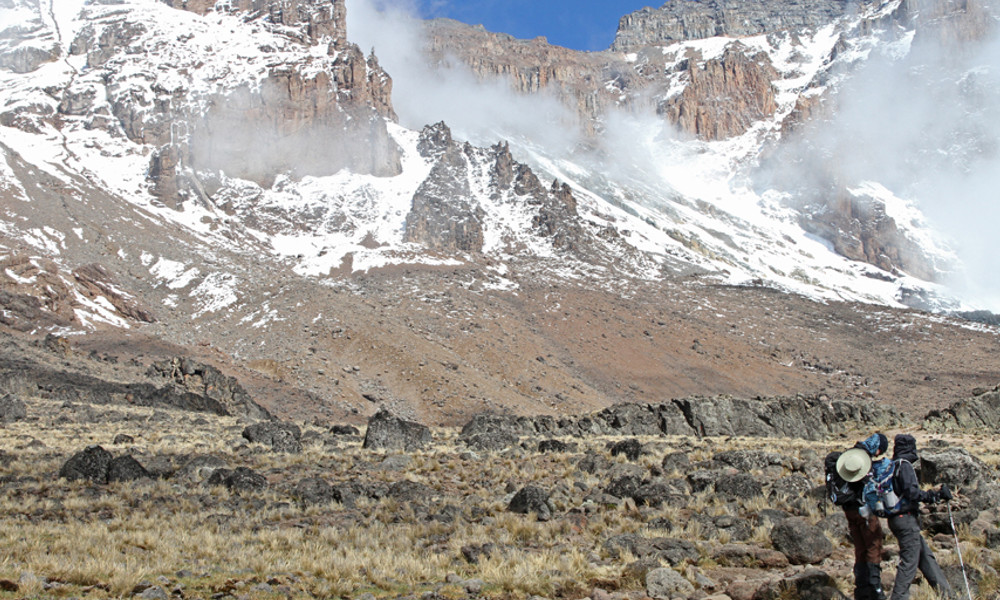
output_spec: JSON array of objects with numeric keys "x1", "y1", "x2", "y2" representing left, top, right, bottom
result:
[{"x1": 824, "y1": 451, "x2": 861, "y2": 506}]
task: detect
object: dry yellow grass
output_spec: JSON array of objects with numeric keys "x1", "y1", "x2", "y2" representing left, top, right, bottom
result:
[{"x1": 0, "y1": 398, "x2": 998, "y2": 599}]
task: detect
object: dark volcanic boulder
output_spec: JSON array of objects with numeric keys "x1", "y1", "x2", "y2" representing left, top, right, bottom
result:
[
  {"x1": 362, "y1": 408, "x2": 431, "y2": 451},
  {"x1": 770, "y1": 518, "x2": 833, "y2": 565},
  {"x1": 107, "y1": 455, "x2": 150, "y2": 482},
  {"x1": 330, "y1": 424, "x2": 360, "y2": 436},
  {"x1": 242, "y1": 421, "x2": 302, "y2": 453},
  {"x1": 604, "y1": 534, "x2": 699, "y2": 566},
  {"x1": 577, "y1": 451, "x2": 612, "y2": 474},
  {"x1": 459, "y1": 413, "x2": 526, "y2": 451},
  {"x1": 292, "y1": 477, "x2": 337, "y2": 505},
  {"x1": 661, "y1": 452, "x2": 691, "y2": 474},
  {"x1": 918, "y1": 447, "x2": 992, "y2": 488},
  {"x1": 387, "y1": 480, "x2": 434, "y2": 504},
  {"x1": 753, "y1": 569, "x2": 845, "y2": 600},
  {"x1": 207, "y1": 467, "x2": 267, "y2": 492},
  {"x1": 172, "y1": 454, "x2": 228, "y2": 483},
  {"x1": 715, "y1": 473, "x2": 763, "y2": 500},
  {"x1": 633, "y1": 482, "x2": 684, "y2": 508},
  {"x1": 713, "y1": 449, "x2": 785, "y2": 472},
  {"x1": 60, "y1": 445, "x2": 113, "y2": 483},
  {"x1": 0, "y1": 394, "x2": 27, "y2": 422},
  {"x1": 769, "y1": 474, "x2": 814, "y2": 500},
  {"x1": 538, "y1": 439, "x2": 572, "y2": 453},
  {"x1": 508, "y1": 485, "x2": 552, "y2": 521},
  {"x1": 605, "y1": 473, "x2": 643, "y2": 500},
  {"x1": 610, "y1": 438, "x2": 643, "y2": 461},
  {"x1": 463, "y1": 430, "x2": 518, "y2": 452}
]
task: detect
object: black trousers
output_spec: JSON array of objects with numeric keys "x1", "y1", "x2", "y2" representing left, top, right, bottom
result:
[{"x1": 887, "y1": 513, "x2": 953, "y2": 600}]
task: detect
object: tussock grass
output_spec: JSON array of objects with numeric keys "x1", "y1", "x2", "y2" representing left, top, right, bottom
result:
[{"x1": 1, "y1": 398, "x2": 998, "y2": 599}]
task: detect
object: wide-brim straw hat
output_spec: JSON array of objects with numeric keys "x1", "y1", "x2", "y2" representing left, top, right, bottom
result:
[{"x1": 836, "y1": 448, "x2": 872, "y2": 483}]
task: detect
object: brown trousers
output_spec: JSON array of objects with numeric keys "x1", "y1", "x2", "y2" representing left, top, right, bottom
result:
[{"x1": 846, "y1": 507, "x2": 884, "y2": 563}]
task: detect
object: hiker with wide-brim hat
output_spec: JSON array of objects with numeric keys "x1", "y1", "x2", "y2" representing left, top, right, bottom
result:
[{"x1": 840, "y1": 433, "x2": 888, "y2": 600}]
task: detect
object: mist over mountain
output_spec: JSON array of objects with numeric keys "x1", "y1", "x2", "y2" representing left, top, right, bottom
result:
[{"x1": 1, "y1": 0, "x2": 999, "y2": 424}]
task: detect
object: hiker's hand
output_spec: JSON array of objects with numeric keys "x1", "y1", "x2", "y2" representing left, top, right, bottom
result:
[{"x1": 938, "y1": 484, "x2": 952, "y2": 502}]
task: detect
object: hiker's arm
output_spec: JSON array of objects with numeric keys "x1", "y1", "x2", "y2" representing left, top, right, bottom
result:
[{"x1": 896, "y1": 461, "x2": 936, "y2": 504}]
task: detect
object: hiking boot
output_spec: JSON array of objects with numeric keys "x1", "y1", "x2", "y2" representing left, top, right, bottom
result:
[{"x1": 866, "y1": 563, "x2": 886, "y2": 600}]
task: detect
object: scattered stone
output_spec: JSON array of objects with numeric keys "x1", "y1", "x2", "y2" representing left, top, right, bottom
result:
[
  {"x1": 463, "y1": 578, "x2": 484, "y2": 594},
  {"x1": 136, "y1": 585, "x2": 168, "y2": 599},
  {"x1": 610, "y1": 438, "x2": 642, "y2": 461},
  {"x1": 113, "y1": 433, "x2": 135, "y2": 445},
  {"x1": 623, "y1": 557, "x2": 662, "y2": 583},
  {"x1": 604, "y1": 534, "x2": 699, "y2": 565},
  {"x1": 713, "y1": 544, "x2": 789, "y2": 569},
  {"x1": 108, "y1": 455, "x2": 150, "y2": 482},
  {"x1": 633, "y1": 482, "x2": 683, "y2": 508},
  {"x1": 715, "y1": 473, "x2": 763, "y2": 500},
  {"x1": 60, "y1": 445, "x2": 113, "y2": 483},
  {"x1": 713, "y1": 449, "x2": 785, "y2": 472},
  {"x1": 0, "y1": 394, "x2": 27, "y2": 422},
  {"x1": 206, "y1": 467, "x2": 267, "y2": 492},
  {"x1": 605, "y1": 473, "x2": 642, "y2": 500},
  {"x1": 461, "y1": 543, "x2": 497, "y2": 564},
  {"x1": 577, "y1": 451, "x2": 612, "y2": 474},
  {"x1": 292, "y1": 477, "x2": 337, "y2": 506},
  {"x1": 770, "y1": 518, "x2": 833, "y2": 565},
  {"x1": 362, "y1": 408, "x2": 431, "y2": 451},
  {"x1": 242, "y1": 421, "x2": 302, "y2": 453},
  {"x1": 919, "y1": 447, "x2": 992, "y2": 488},
  {"x1": 752, "y1": 569, "x2": 846, "y2": 600},
  {"x1": 172, "y1": 455, "x2": 228, "y2": 483},
  {"x1": 330, "y1": 424, "x2": 360, "y2": 435},
  {"x1": 387, "y1": 480, "x2": 434, "y2": 504},
  {"x1": 687, "y1": 469, "x2": 721, "y2": 493},
  {"x1": 508, "y1": 485, "x2": 552, "y2": 521},
  {"x1": 538, "y1": 439, "x2": 574, "y2": 453},
  {"x1": 661, "y1": 452, "x2": 691, "y2": 474},
  {"x1": 769, "y1": 474, "x2": 813, "y2": 499},
  {"x1": 459, "y1": 413, "x2": 527, "y2": 451},
  {"x1": 646, "y1": 567, "x2": 694, "y2": 599}
]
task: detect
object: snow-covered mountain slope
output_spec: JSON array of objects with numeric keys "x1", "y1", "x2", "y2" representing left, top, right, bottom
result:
[
  {"x1": 2, "y1": 0, "x2": 999, "y2": 325},
  {"x1": 2, "y1": 0, "x2": 1000, "y2": 425}
]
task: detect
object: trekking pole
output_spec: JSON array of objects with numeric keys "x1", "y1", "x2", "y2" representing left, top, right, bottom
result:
[{"x1": 947, "y1": 501, "x2": 974, "y2": 600}]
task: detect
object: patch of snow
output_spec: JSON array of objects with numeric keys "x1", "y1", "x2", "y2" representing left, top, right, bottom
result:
[
  {"x1": 191, "y1": 272, "x2": 238, "y2": 317},
  {"x1": 150, "y1": 257, "x2": 200, "y2": 289}
]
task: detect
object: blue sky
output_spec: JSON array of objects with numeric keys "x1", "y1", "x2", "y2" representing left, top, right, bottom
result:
[{"x1": 414, "y1": 1, "x2": 659, "y2": 51}]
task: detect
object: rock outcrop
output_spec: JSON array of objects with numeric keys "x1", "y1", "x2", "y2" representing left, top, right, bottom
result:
[
  {"x1": 611, "y1": 0, "x2": 860, "y2": 51},
  {"x1": 362, "y1": 408, "x2": 432, "y2": 451},
  {"x1": 457, "y1": 395, "x2": 907, "y2": 441},
  {"x1": 404, "y1": 122, "x2": 584, "y2": 254},
  {"x1": 924, "y1": 387, "x2": 1000, "y2": 432},
  {"x1": 65, "y1": 0, "x2": 401, "y2": 207},
  {"x1": 658, "y1": 45, "x2": 778, "y2": 140},
  {"x1": 148, "y1": 358, "x2": 272, "y2": 420}
]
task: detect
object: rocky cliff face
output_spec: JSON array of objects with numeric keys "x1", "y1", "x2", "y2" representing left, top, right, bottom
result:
[
  {"x1": 611, "y1": 0, "x2": 859, "y2": 52},
  {"x1": 404, "y1": 122, "x2": 585, "y2": 254},
  {"x1": 421, "y1": 19, "x2": 780, "y2": 140},
  {"x1": 63, "y1": 0, "x2": 401, "y2": 206},
  {"x1": 658, "y1": 44, "x2": 778, "y2": 140}
]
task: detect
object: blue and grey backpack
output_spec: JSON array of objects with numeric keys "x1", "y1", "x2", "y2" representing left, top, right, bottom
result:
[{"x1": 862, "y1": 459, "x2": 907, "y2": 517}]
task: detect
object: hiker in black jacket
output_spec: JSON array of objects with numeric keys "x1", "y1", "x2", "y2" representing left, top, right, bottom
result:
[
  {"x1": 887, "y1": 434, "x2": 954, "y2": 600},
  {"x1": 836, "y1": 433, "x2": 889, "y2": 600}
]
